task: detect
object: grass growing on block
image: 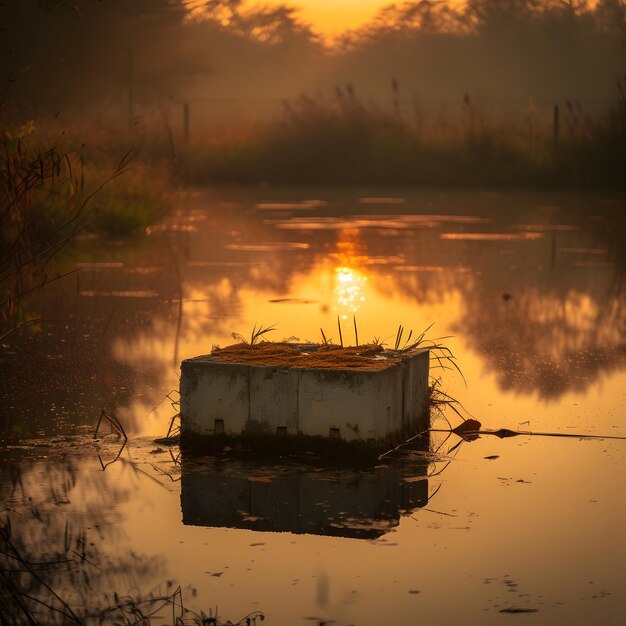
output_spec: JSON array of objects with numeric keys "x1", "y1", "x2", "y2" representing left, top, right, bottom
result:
[{"x1": 209, "y1": 341, "x2": 410, "y2": 370}]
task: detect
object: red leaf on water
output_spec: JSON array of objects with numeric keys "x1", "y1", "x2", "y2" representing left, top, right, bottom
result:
[{"x1": 452, "y1": 418, "x2": 482, "y2": 440}]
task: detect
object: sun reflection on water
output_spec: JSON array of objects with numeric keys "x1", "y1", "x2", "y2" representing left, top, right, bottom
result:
[{"x1": 334, "y1": 266, "x2": 367, "y2": 319}]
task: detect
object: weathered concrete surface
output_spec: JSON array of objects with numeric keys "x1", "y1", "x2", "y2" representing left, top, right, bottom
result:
[
  {"x1": 297, "y1": 366, "x2": 404, "y2": 440},
  {"x1": 402, "y1": 350, "x2": 430, "y2": 429},
  {"x1": 180, "y1": 347, "x2": 429, "y2": 442},
  {"x1": 180, "y1": 361, "x2": 249, "y2": 436},
  {"x1": 249, "y1": 366, "x2": 299, "y2": 434}
]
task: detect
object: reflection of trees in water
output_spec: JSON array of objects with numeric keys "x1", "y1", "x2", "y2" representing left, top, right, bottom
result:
[
  {"x1": 376, "y1": 267, "x2": 469, "y2": 306},
  {"x1": 455, "y1": 211, "x2": 626, "y2": 398},
  {"x1": 112, "y1": 208, "x2": 318, "y2": 367},
  {"x1": 0, "y1": 442, "x2": 262, "y2": 625},
  {"x1": 386, "y1": 271, "x2": 625, "y2": 399},
  {"x1": 0, "y1": 451, "x2": 163, "y2": 624},
  {"x1": 461, "y1": 284, "x2": 625, "y2": 398},
  {"x1": 369, "y1": 213, "x2": 626, "y2": 399}
]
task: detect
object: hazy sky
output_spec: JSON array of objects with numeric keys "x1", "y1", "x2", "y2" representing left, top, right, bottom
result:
[
  {"x1": 249, "y1": 0, "x2": 387, "y2": 37},
  {"x1": 290, "y1": 0, "x2": 384, "y2": 33}
]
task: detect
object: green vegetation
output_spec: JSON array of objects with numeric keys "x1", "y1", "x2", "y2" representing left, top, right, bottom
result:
[
  {"x1": 1, "y1": 121, "x2": 80, "y2": 334},
  {"x1": 0, "y1": 119, "x2": 172, "y2": 335},
  {"x1": 90, "y1": 160, "x2": 171, "y2": 236}
]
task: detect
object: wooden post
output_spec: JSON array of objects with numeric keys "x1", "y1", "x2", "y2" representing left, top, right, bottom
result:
[
  {"x1": 183, "y1": 102, "x2": 190, "y2": 147},
  {"x1": 553, "y1": 105, "x2": 559, "y2": 146},
  {"x1": 127, "y1": 48, "x2": 134, "y2": 132}
]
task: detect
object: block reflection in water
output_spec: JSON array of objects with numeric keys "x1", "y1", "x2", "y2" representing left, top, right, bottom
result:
[{"x1": 180, "y1": 440, "x2": 430, "y2": 540}]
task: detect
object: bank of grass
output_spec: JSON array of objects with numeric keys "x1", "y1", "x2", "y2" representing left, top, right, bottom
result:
[
  {"x1": 0, "y1": 120, "x2": 173, "y2": 334},
  {"x1": 183, "y1": 90, "x2": 626, "y2": 189},
  {"x1": 89, "y1": 160, "x2": 172, "y2": 235},
  {"x1": 1, "y1": 121, "x2": 173, "y2": 237}
]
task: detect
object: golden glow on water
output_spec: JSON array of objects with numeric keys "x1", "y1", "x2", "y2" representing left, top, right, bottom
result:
[{"x1": 334, "y1": 266, "x2": 367, "y2": 319}]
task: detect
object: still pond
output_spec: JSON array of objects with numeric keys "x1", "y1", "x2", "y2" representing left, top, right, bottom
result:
[{"x1": 1, "y1": 188, "x2": 624, "y2": 625}]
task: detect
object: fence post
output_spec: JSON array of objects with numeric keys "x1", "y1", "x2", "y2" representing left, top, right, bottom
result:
[
  {"x1": 553, "y1": 104, "x2": 559, "y2": 146},
  {"x1": 183, "y1": 102, "x2": 190, "y2": 147},
  {"x1": 127, "y1": 48, "x2": 134, "y2": 132}
]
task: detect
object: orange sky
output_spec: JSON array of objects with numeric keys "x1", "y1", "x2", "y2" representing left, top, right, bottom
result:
[
  {"x1": 190, "y1": 0, "x2": 599, "y2": 41},
  {"x1": 184, "y1": 0, "x2": 391, "y2": 40},
  {"x1": 250, "y1": 0, "x2": 388, "y2": 37},
  {"x1": 247, "y1": 1, "x2": 474, "y2": 40}
]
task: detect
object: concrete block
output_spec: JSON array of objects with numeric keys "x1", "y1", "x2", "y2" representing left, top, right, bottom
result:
[{"x1": 180, "y1": 346, "x2": 429, "y2": 442}]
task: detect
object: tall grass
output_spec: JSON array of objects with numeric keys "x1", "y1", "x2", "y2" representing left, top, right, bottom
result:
[
  {"x1": 552, "y1": 89, "x2": 626, "y2": 188},
  {"x1": 89, "y1": 160, "x2": 172, "y2": 235},
  {"x1": 1, "y1": 121, "x2": 84, "y2": 334},
  {"x1": 183, "y1": 85, "x2": 626, "y2": 189},
  {"x1": 0, "y1": 119, "x2": 173, "y2": 335}
]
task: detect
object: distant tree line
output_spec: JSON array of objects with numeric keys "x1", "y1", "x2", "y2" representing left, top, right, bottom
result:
[{"x1": 0, "y1": 0, "x2": 623, "y2": 122}]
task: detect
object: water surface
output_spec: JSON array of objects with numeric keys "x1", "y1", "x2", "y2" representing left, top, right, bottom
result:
[{"x1": 1, "y1": 188, "x2": 624, "y2": 624}]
